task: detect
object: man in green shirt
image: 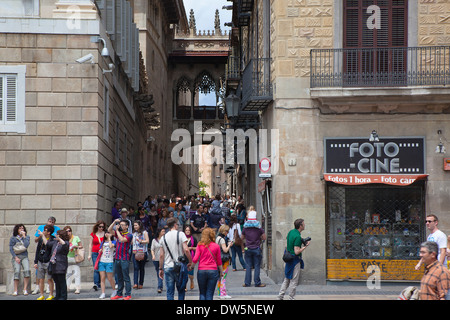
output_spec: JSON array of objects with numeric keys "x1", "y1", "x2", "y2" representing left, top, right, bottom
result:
[{"x1": 277, "y1": 219, "x2": 310, "y2": 300}]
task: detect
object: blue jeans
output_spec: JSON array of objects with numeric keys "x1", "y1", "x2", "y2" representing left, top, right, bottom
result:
[
  {"x1": 115, "y1": 259, "x2": 131, "y2": 296},
  {"x1": 230, "y1": 244, "x2": 246, "y2": 270},
  {"x1": 153, "y1": 261, "x2": 163, "y2": 290},
  {"x1": 132, "y1": 253, "x2": 147, "y2": 286},
  {"x1": 91, "y1": 252, "x2": 100, "y2": 287},
  {"x1": 197, "y1": 269, "x2": 220, "y2": 300},
  {"x1": 164, "y1": 267, "x2": 186, "y2": 300},
  {"x1": 244, "y1": 248, "x2": 262, "y2": 286}
]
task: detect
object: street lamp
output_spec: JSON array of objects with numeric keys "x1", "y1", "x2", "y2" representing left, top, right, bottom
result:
[{"x1": 225, "y1": 92, "x2": 241, "y2": 120}]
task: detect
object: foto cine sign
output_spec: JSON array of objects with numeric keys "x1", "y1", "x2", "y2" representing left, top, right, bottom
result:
[{"x1": 324, "y1": 137, "x2": 425, "y2": 175}]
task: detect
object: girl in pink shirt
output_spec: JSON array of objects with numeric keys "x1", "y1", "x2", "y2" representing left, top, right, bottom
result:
[{"x1": 191, "y1": 228, "x2": 223, "y2": 300}]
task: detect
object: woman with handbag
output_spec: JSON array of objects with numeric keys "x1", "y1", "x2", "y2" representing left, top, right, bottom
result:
[
  {"x1": 132, "y1": 220, "x2": 149, "y2": 289},
  {"x1": 64, "y1": 226, "x2": 83, "y2": 294},
  {"x1": 228, "y1": 215, "x2": 246, "y2": 271},
  {"x1": 216, "y1": 225, "x2": 233, "y2": 299},
  {"x1": 9, "y1": 224, "x2": 31, "y2": 296},
  {"x1": 88, "y1": 221, "x2": 106, "y2": 291},
  {"x1": 190, "y1": 228, "x2": 223, "y2": 300}
]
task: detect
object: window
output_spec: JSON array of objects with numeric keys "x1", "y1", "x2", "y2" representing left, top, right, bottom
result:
[
  {"x1": 115, "y1": 119, "x2": 120, "y2": 165},
  {"x1": 327, "y1": 182, "x2": 425, "y2": 261},
  {"x1": 103, "y1": 83, "x2": 110, "y2": 141},
  {"x1": 343, "y1": 0, "x2": 408, "y2": 86},
  {"x1": 0, "y1": 0, "x2": 39, "y2": 17},
  {"x1": 0, "y1": 66, "x2": 26, "y2": 133}
]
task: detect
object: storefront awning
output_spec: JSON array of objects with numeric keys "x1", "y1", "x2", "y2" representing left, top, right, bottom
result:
[{"x1": 324, "y1": 174, "x2": 428, "y2": 186}]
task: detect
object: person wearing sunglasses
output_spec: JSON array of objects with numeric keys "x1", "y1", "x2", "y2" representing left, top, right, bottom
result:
[
  {"x1": 415, "y1": 215, "x2": 447, "y2": 270},
  {"x1": 64, "y1": 226, "x2": 83, "y2": 294}
]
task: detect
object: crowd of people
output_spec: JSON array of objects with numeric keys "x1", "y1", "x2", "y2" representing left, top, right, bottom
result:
[
  {"x1": 8, "y1": 193, "x2": 267, "y2": 300},
  {"x1": 8, "y1": 197, "x2": 450, "y2": 300}
]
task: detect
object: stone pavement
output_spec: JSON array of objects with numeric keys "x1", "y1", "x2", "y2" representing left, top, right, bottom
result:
[{"x1": 0, "y1": 260, "x2": 414, "y2": 300}]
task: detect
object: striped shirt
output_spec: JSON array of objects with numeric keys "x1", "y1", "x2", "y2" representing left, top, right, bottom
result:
[
  {"x1": 419, "y1": 260, "x2": 450, "y2": 300},
  {"x1": 114, "y1": 232, "x2": 133, "y2": 261}
]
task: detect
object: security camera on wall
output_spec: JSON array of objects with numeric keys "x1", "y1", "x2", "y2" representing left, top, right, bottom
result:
[{"x1": 76, "y1": 53, "x2": 95, "y2": 64}]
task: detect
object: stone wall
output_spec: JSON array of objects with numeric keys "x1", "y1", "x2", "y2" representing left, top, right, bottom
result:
[
  {"x1": 0, "y1": 31, "x2": 144, "y2": 284},
  {"x1": 265, "y1": 0, "x2": 450, "y2": 284}
]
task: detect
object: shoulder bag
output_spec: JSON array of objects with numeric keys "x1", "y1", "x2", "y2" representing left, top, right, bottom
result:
[
  {"x1": 163, "y1": 231, "x2": 184, "y2": 275},
  {"x1": 282, "y1": 248, "x2": 294, "y2": 263},
  {"x1": 233, "y1": 225, "x2": 243, "y2": 247},
  {"x1": 218, "y1": 235, "x2": 231, "y2": 262},
  {"x1": 75, "y1": 247, "x2": 85, "y2": 263},
  {"x1": 13, "y1": 238, "x2": 27, "y2": 255}
]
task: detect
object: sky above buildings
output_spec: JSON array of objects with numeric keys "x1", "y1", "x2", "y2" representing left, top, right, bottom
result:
[{"x1": 183, "y1": 0, "x2": 232, "y2": 33}]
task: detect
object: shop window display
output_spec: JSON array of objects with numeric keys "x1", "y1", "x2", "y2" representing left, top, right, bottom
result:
[{"x1": 327, "y1": 182, "x2": 425, "y2": 260}]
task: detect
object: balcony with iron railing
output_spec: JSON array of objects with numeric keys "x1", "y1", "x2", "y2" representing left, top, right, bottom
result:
[
  {"x1": 309, "y1": 46, "x2": 450, "y2": 112},
  {"x1": 241, "y1": 58, "x2": 273, "y2": 111},
  {"x1": 310, "y1": 46, "x2": 450, "y2": 88}
]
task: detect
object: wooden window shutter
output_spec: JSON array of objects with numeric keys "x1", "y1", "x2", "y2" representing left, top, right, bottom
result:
[
  {"x1": 344, "y1": 0, "x2": 407, "y2": 49},
  {"x1": 0, "y1": 74, "x2": 18, "y2": 123},
  {"x1": 6, "y1": 75, "x2": 17, "y2": 123},
  {"x1": 106, "y1": 0, "x2": 116, "y2": 40},
  {"x1": 115, "y1": 0, "x2": 124, "y2": 57}
]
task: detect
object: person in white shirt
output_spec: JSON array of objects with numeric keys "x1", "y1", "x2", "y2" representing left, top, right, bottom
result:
[
  {"x1": 415, "y1": 214, "x2": 447, "y2": 270},
  {"x1": 98, "y1": 231, "x2": 116, "y2": 299}
]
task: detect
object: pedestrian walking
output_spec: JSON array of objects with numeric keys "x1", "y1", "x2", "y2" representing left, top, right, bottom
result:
[
  {"x1": 216, "y1": 225, "x2": 233, "y2": 299},
  {"x1": 184, "y1": 225, "x2": 197, "y2": 290},
  {"x1": 109, "y1": 218, "x2": 133, "y2": 300},
  {"x1": 228, "y1": 214, "x2": 246, "y2": 271},
  {"x1": 49, "y1": 229, "x2": 70, "y2": 300},
  {"x1": 151, "y1": 228, "x2": 165, "y2": 293},
  {"x1": 191, "y1": 204, "x2": 207, "y2": 242},
  {"x1": 419, "y1": 241, "x2": 450, "y2": 300},
  {"x1": 416, "y1": 214, "x2": 448, "y2": 270},
  {"x1": 159, "y1": 217, "x2": 193, "y2": 300},
  {"x1": 64, "y1": 226, "x2": 83, "y2": 294},
  {"x1": 191, "y1": 228, "x2": 223, "y2": 300},
  {"x1": 277, "y1": 219, "x2": 310, "y2": 300},
  {"x1": 9, "y1": 224, "x2": 31, "y2": 296},
  {"x1": 88, "y1": 220, "x2": 106, "y2": 291},
  {"x1": 98, "y1": 231, "x2": 117, "y2": 299},
  {"x1": 132, "y1": 220, "x2": 149, "y2": 289},
  {"x1": 241, "y1": 210, "x2": 266, "y2": 287}
]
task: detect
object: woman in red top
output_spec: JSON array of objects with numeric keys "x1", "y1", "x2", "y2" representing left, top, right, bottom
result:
[
  {"x1": 191, "y1": 228, "x2": 223, "y2": 300},
  {"x1": 88, "y1": 221, "x2": 105, "y2": 291}
]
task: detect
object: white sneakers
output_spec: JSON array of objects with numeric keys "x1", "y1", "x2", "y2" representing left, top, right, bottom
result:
[
  {"x1": 219, "y1": 295, "x2": 232, "y2": 299},
  {"x1": 99, "y1": 290, "x2": 117, "y2": 299}
]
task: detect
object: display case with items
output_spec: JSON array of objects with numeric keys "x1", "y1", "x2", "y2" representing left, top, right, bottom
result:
[{"x1": 327, "y1": 185, "x2": 426, "y2": 261}]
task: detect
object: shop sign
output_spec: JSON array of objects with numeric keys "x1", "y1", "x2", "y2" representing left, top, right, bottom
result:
[
  {"x1": 327, "y1": 259, "x2": 423, "y2": 281},
  {"x1": 324, "y1": 137, "x2": 426, "y2": 185},
  {"x1": 324, "y1": 174, "x2": 428, "y2": 186}
]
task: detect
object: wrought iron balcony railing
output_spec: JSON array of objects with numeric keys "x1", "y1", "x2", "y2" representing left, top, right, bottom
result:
[
  {"x1": 226, "y1": 55, "x2": 240, "y2": 81},
  {"x1": 242, "y1": 58, "x2": 273, "y2": 111},
  {"x1": 310, "y1": 46, "x2": 450, "y2": 88}
]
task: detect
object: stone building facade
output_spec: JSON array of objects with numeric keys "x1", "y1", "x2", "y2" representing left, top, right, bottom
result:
[
  {"x1": 226, "y1": 0, "x2": 450, "y2": 284},
  {"x1": 0, "y1": 0, "x2": 185, "y2": 286}
]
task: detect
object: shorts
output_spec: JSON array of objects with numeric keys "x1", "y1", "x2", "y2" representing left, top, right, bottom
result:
[
  {"x1": 12, "y1": 255, "x2": 31, "y2": 279},
  {"x1": 98, "y1": 261, "x2": 114, "y2": 273},
  {"x1": 37, "y1": 261, "x2": 50, "y2": 280}
]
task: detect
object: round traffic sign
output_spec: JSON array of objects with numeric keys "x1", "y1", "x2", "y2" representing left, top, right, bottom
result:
[{"x1": 259, "y1": 158, "x2": 271, "y2": 173}]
